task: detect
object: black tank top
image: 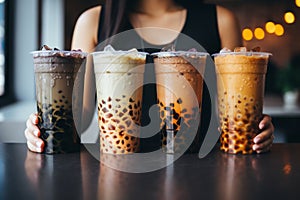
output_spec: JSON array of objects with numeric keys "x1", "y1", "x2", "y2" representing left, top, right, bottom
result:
[{"x1": 97, "y1": 3, "x2": 221, "y2": 153}]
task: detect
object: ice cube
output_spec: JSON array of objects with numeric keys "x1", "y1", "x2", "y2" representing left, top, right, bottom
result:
[
  {"x1": 41, "y1": 44, "x2": 52, "y2": 50},
  {"x1": 127, "y1": 48, "x2": 139, "y2": 53},
  {"x1": 188, "y1": 48, "x2": 197, "y2": 52},
  {"x1": 104, "y1": 44, "x2": 116, "y2": 52},
  {"x1": 234, "y1": 47, "x2": 247, "y2": 52},
  {"x1": 161, "y1": 44, "x2": 176, "y2": 52},
  {"x1": 219, "y1": 47, "x2": 232, "y2": 53}
]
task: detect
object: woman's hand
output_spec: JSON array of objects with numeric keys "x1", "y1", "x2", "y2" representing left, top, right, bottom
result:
[
  {"x1": 24, "y1": 113, "x2": 44, "y2": 153},
  {"x1": 253, "y1": 114, "x2": 275, "y2": 153}
]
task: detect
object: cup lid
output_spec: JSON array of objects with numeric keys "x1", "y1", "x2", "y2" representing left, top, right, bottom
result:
[
  {"x1": 152, "y1": 51, "x2": 209, "y2": 58},
  {"x1": 91, "y1": 50, "x2": 148, "y2": 56},
  {"x1": 30, "y1": 50, "x2": 88, "y2": 58},
  {"x1": 212, "y1": 51, "x2": 272, "y2": 57}
]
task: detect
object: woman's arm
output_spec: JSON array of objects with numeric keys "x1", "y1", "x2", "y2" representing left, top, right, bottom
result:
[
  {"x1": 216, "y1": 5, "x2": 243, "y2": 49},
  {"x1": 71, "y1": 6, "x2": 101, "y2": 131}
]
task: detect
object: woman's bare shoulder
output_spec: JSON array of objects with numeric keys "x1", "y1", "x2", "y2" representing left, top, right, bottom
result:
[
  {"x1": 71, "y1": 6, "x2": 102, "y2": 51},
  {"x1": 77, "y1": 6, "x2": 102, "y2": 25},
  {"x1": 216, "y1": 5, "x2": 242, "y2": 49}
]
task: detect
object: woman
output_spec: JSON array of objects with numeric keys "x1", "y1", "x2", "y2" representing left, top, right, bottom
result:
[{"x1": 25, "y1": 0, "x2": 274, "y2": 153}]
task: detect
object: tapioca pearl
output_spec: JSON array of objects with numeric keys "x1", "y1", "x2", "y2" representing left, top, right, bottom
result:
[
  {"x1": 159, "y1": 101, "x2": 164, "y2": 107},
  {"x1": 102, "y1": 107, "x2": 109, "y2": 113},
  {"x1": 125, "y1": 120, "x2": 131, "y2": 127},
  {"x1": 184, "y1": 113, "x2": 192, "y2": 119},
  {"x1": 117, "y1": 112, "x2": 124, "y2": 117},
  {"x1": 129, "y1": 110, "x2": 134, "y2": 117},
  {"x1": 111, "y1": 118, "x2": 120, "y2": 123},
  {"x1": 105, "y1": 113, "x2": 113, "y2": 118},
  {"x1": 129, "y1": 136, "x2": 136, "y2": 141},
  {"x1": 119, "y1": 131, "x2": 125, "y2": 137},
  {"x1": 108, "y1": 124, "x2": 116, "y2": 130},
  {"x1": 162, "y1": 140, "x2": 167, "y2": 145},
  {"x1": 122, "y1": 108, "x2": 128, "y2": 113},
  {"x1": 129, "y1": 98, "x2": 135, "y2": 103},
  {"x1": 118, "y1": 125, "x2": 125, "y2": 130},
  {"x1": 175, "y1": 118, "x2": 181, "y2": 127}
]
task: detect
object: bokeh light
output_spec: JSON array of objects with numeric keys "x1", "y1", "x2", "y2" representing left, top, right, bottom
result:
[
  {"x1": 275, "y1": 24, "x2": 284, "y2": 36},
  {"x1": 284, "y1": 11, "x2": 296, "y2": 24},
  {"x1": 265, "y1": 21, "x2": 276, "y2": 34},
  {"x1": 296, "y1": 0, "x2": 300, "y2": 7},
  {"x1": 242, "y1": 28, "x2": 253, "y2": 41},
  {"x1": 254, "y1": 27, "x2": 265, "y2": 40}
]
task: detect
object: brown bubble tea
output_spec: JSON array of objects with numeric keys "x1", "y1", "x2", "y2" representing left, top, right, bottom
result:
[
  {"x1": 32, "y1": 48, "x2": 86, "y2": 154},
  {"x1": 214, "y1": 49, "x2": 270, "y2": 154},
  {"x1": 93, "y1": 51, "x2": 146, "y2": 154},
  {"x1": 154, "y1": 52, "x2": 207, "y2": 153}
]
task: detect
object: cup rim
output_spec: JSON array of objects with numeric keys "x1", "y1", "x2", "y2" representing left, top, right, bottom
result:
[
  {"x1": 91, "y1": 50, "x2": 149, "y2": 56},
  {"x1": 212, "y1": 52, "x2": 272, "y2": 57},
  {"x1": 30, "y1": 50, "x2": 88, "y2": 57},
  {"x1": 151, "y1": 51, "x2": 209, "y2": 58}
]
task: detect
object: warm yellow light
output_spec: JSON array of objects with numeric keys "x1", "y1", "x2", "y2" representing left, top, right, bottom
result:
[
  {"x1": 275, "y1": 24, "x2": 284, "y2": 36},
  {"x1": 296, "y1": 0, "x2": 300, "y2": 7},
  {"x1": 242, "y1": 28, "x2": 253, "y2": 41},
  {"x1": 265, "y1": 21, "x2": 276, "y2": 34},
  {"x1": 254, "y1": 27, "x2": 265, "y2": 40},
  {"x1": 284, "y1": 12, "x2": 295, "y2": 24}
]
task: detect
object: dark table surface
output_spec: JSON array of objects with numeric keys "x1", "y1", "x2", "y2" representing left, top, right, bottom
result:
[{"x1": 1, "y1": 143, "x2": 300, "y2": 200}]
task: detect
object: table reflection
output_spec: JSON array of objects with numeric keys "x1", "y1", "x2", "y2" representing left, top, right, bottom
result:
[
  {"x1": 216, "y1": 153, "x2": 264, "y2": 200},
  {"x1": 24, "y1": 150, "x2": 84, "y2": 200}
]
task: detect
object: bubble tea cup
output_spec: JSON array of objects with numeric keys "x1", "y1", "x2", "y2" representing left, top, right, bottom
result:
[
  {"x1": 92, "y1": 47, "x2": 147, "y2": 154},
  {"x1": 31, "y1": 47, "x2": 87, "y2": 154},
  {"x1": 213, "y1": 47, "x2": 271, "y2": 154},
  {"x1": 153, "y1": 51, "x2": 208, "y2": 154}
]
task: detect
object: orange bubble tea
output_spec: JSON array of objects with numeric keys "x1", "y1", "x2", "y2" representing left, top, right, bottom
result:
[{"x1": 214, "y1": 49, "x2": 271, "y2": 154}]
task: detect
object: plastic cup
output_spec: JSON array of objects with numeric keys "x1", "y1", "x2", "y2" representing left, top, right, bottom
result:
[
  {"x1": 31, "y1": 50, "x2": 87, "y2": 154},
  {"x1": 213, "y1": 51, "x2": 271, "y2": 154}
]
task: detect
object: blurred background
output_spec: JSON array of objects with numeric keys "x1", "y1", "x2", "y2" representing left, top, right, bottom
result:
[{"x1": 0, "y1": 0, "x2": 299, "y2": 142}]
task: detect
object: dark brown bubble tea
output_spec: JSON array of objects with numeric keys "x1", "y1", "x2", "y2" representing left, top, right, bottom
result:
[
  {"x1": 214, "y1": 50, "x2": 270, "y2": 154},
  {"x1": 32, "y1": 50, "x2": 86, "y2": 154},
  {"x1": 153, "y1": 52, "x2": 207, "y2": 153}
]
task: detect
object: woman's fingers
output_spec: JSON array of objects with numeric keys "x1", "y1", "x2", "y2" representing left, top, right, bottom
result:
[
  {"x1": 26, "y1": 140, "x2": 44, "y2": 153},
  {"x1": 253, "y1": 114, "x2": 275, "y2": 153},
  {"x1": 29, "y1": 113, "x2": 39, "y2": 124},
  {"x1": 25, "y1": 113, "x2": 44, "y2": 153},
  {"x1": 258, "y1": 114, "x2": 273, "y2": 130},
  {"x1": 253, "y1": 134, "x2": 274, "y2": 153},
  {"x1": 26, "y1": 117, "x2": 40, "y2": 137}
]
